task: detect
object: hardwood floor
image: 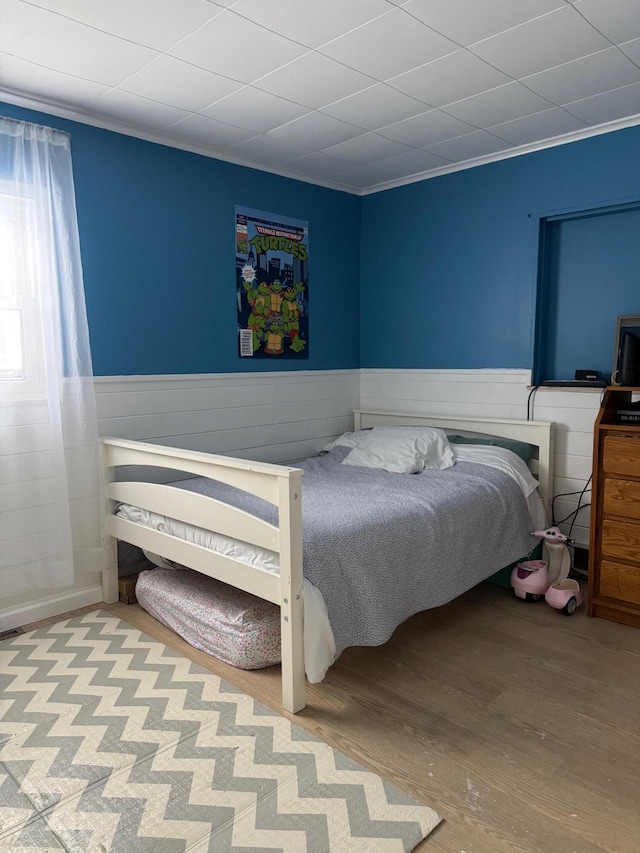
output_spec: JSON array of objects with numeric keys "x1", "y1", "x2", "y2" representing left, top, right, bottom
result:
[{"x1": 24, "y1": 581, "x2": 640, "y2": 853}]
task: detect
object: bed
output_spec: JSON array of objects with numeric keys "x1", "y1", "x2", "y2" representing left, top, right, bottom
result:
[{"x1": 101, "y1": 409, "x2": 554, "y2": 714}]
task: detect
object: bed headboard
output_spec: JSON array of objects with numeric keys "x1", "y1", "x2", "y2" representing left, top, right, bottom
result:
[{"x1": 353, "y1": 409, "x2": 554, "y2": 509}]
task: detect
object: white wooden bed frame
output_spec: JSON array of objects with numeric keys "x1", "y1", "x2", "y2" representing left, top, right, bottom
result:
[{"x1": 101, "y1": 409, "x2": 554, "y2": 715}]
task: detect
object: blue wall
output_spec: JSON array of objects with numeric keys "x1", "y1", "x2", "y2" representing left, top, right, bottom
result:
[
  {"x1": 4, "y1": 99, "x2": 640, "y2": 377},
  {"x1": 360, "y1": 125, "x2": 640, "y2": 371},
  {"x1": 0, "y1": 101, "x2": 361, "y2": 376}
]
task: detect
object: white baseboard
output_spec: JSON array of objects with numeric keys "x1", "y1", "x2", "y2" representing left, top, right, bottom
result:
[{"x1": 0, "y1": 584, "x2": 103, "y2": 632}]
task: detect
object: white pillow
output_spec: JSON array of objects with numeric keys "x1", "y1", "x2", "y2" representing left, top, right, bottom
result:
[
  {"x1": 451, "y1": 444, "x2": 540, "y2": 497},
  {"x1": 342, "y1": 426, "x2": 454, "y2": 474},
  {"x1": 322, "y1": 430, "x2": 372, "y2": 452}
]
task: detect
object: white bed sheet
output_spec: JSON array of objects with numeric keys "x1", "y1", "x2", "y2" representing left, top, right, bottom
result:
[{"x1": 117, "y1": 503, "x2": 336, "y2": 684}]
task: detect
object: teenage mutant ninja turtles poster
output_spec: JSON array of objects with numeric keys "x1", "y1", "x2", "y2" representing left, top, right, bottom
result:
[{"x1": 236, "y1": 205, "x2": 309, "y2": 359}]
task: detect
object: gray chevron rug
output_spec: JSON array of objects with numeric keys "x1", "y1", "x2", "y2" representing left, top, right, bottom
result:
[{"x1": 0, "y1": 610, "x2": 441, "y2": 852}]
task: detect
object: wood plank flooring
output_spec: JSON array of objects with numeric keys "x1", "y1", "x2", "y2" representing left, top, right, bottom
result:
[{"x1": 23, "y1": 581, "x2": 640, "y2": 853}]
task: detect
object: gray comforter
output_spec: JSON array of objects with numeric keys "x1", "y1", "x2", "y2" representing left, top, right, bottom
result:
[{"x1": 171, "y1": 447, "x2": 535, "y2": 658}]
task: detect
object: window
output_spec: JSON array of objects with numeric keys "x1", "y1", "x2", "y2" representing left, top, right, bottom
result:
[{"x1": 0, "y1": 186, "x2": 43, "y2": 396}]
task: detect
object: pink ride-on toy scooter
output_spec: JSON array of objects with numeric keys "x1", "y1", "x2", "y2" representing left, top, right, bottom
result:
[
  {"x1": 511, "y1": 558, "x2": 549, "y2": 602},
  {"x1": 510, "y1": 526, "x2": 584, "y2": 615}
]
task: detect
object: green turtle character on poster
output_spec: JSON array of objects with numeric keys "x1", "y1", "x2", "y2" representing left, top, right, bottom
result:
[{"x1": 236, "y1": 206, "x2": 309, "y2": 359}]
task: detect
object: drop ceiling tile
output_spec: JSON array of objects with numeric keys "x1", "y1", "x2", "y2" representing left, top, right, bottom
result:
[
  {"x1": 488, "y1": 107, "x2": 588, "y2": 145},
  {"x1": 201, "y1": 87, "x2": 308, "y2": 132},
  {"x1": 267, "y1": 112, "x2": 364, "y2": 148},
  {"x1": 4, "y1": 0, "x2": 640, "y2": 192},
  {"x1": 444, "y1": 82, "x2": 553, "y2": 126},
  {"x1": 370, "y1": 147, "x2": 452, "y2": 177},
  {"x1": 522, "y1": 48, "x2": 640, "y2": 105},
  {"x1": 620, "y1": 38, "x2": 640, "y2": 64},
  {"x1": 319, "y1": 7, "x2": 457, "y2": 79},
  {"x1": 377, "y1": 109, "x2": 477, "y2": 146},
  {"x1": 389, "y1": 50, "x2": 511, "y2": 107},
  {"x1": 230, "y1": 0, "x2": 390, "y2": 49},
  {"x1": 254, "y1": 52, "x2": 373, "y2": 109},
  {"x1": 333, "y1": 165, "x2": 389, "y2": 189},
  {"x1": 170, "y1": 10, "x2": 307, "y2": 84},
  {"x1": 22, "y1": 0, "x2": 68, "y2": 9},
  {"x1": 165, "y1": 113, "x2": 256, "y2": 148},
  {"x1": 0, "y1": 54, "x2": 110, "y2": 106},
  {"x1": 321, "y1": 84, "x2": 427, "y2": 130},
  {"x1": 16, "y1": 16, "x2": 158, "y2": 86},
  {"x1": 427, "y1": 130, "x2": 513, "y2": 161},
  {"x1": 563, "y1": 81, "x2": 640, "y2": 125},
  {"x1": 471, "y1": 6, "x2": 611, "y2": 79},
  {"x1": 574, "y1": 0, "x2": 640, "y2": 44},
  {"x1": 59, "y1": 0, "x2": 223, "y2": 51},
  {"x1": 226, "y1": 134, "x2": 308, "y2": 165},
  {"x1": 322, "y1": 132, "x2": 412, "y2": 165},
  {"x1": 402, "y1": 0, "x2": 565, "y2": 45},
  {"x1": 89, "y1": 90, "x2": 192, "y2": 130},
  {"x1": 122, "y1": 55, "x2": 242, "y2": 112},
  {"x1": 0, "y1": 0, "x2": 54, "y2": 54},
  {"x1": 287, "y1": 151, "x2": 355, "y2": 179}
]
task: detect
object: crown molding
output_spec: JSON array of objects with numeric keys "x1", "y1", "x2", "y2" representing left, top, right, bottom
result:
[
  {"x1": 2, "y1": 88, "x2": 639, "y2": 197},
  {"x1": 360, "y1": 112, "x2": 640, "y2": 195},
  {"x1": 0, "y1": 88, "x2": 362, "y2": 195}
]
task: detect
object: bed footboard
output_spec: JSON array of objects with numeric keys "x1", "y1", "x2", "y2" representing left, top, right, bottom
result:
[{"x1": 101, "y1": 437, "x2": 305, "y2": 714}]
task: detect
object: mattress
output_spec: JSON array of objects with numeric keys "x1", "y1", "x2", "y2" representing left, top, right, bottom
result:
[{"x1": 135, "y1": 567, "x2": 281, "y2": 669}]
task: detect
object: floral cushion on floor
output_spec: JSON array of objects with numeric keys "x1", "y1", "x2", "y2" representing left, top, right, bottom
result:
[{"x1": 135, "y1": 568, "x2": 281, "y2": 669}]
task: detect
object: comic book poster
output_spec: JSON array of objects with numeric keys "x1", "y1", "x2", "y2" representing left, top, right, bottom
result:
[{"x1": 236, "y1": 205, "x2": 309, "y2": 359}]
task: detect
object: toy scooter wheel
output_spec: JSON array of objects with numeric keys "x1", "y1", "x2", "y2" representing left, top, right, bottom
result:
[
  {"x1": 525, "y1": 593, "x2": 542, "y2": 602},
  {"x1": 563, "y1": 597, "x2": 577, "y2": 615}
]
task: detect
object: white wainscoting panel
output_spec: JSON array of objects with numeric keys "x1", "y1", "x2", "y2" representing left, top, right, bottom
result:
[
  {"x1": 360, "y1": 369, "x2": 601, "y2": 547},
  {"x1": 525, "y1": 386, "x2": 602, "y2": 548},
  {"x1": 95, "y1": 369, "x2": 360, "y2": 464}
]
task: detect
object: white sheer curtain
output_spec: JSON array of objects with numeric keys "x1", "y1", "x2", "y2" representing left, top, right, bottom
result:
[{"x1": 0, "y1": 116, "x2": 110, "y2": 604}]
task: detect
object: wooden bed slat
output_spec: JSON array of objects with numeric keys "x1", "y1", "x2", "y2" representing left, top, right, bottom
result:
[
  {"x1": 109, "y1": 481, "x2": 280, "y2": 552},
  {"x1": 103, "y1": 439, "x2": 298, "y2": 506},
  {"x1": 110, "y1": 516, "x2": 281, "y2": 605},
  {"x1": 276, "y1": 472, "x2": 305, "y2": 714}
]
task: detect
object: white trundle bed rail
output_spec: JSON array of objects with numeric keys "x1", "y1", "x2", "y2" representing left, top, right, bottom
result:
[{"x1": 101, "y1": 411, "x2": 554, "y2": 715}]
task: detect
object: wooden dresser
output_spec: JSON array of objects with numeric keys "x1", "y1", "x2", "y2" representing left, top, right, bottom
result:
[{"x1": 588, "y1": 386, "x2": 640, "y2": 628}]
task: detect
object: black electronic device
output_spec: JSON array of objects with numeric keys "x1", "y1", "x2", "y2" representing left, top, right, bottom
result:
[
  {"x1": 617, "y1": 400, "x2": 640, "y2": 424},
  {"x1": 617, "y1": 332, "x2": 640, "y2": 386},
  {"x1": 541, "y1": 379, "x2": 607, "y2": 387},
  {"x1": 575, "y1": 369, "x2": 599, "y2": 381}
]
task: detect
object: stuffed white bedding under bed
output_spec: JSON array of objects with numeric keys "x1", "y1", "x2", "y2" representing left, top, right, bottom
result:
[{"x1": 102, "y1": 409, "x2": 554, "y2": 714}]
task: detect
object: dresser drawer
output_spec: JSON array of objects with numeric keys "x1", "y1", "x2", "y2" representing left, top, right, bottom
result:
[
  {"x1": 603, "y1": 477, "x2": 640, "y2": 520},
  {"x1": 601, "y1": 518, "x2": 640, "y2": 562},
  {"x1": 603, "y1": 435, "x2": 640, "y2": 477},
  {"x1": 600, "y1": 559, "x2": 640, "y2": 606}
]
